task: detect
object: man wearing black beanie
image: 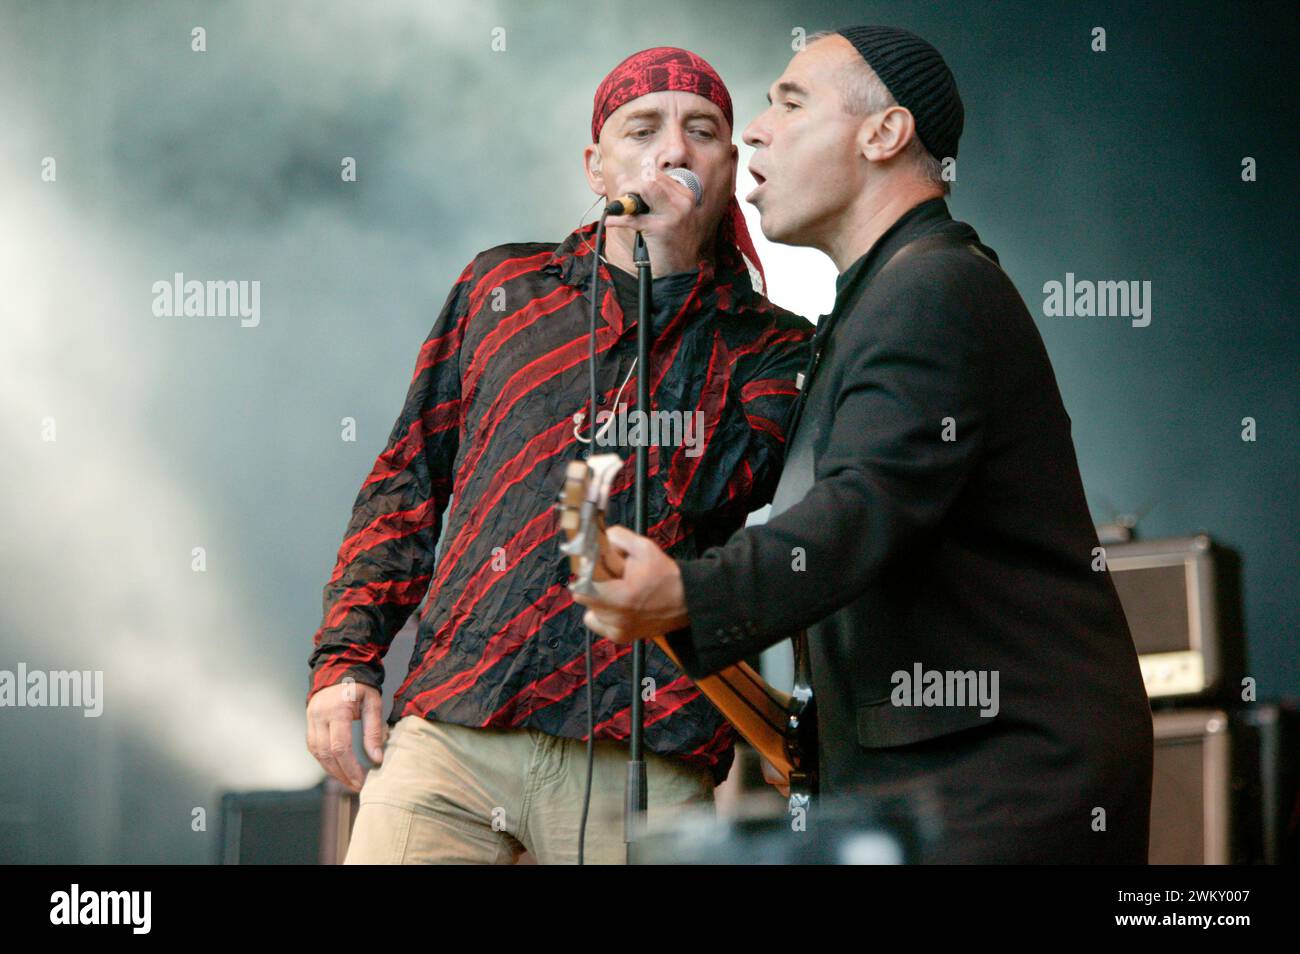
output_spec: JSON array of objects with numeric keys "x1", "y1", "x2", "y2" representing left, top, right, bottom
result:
[{"x1": 574, "y1": 27, "x2": 1154, "y2": 864}]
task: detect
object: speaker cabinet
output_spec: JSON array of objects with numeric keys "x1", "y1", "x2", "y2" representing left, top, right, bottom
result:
[
  {"x1": 1149, "y1": 708, "x2": 1269, "y2": 865},
  {"x1": 220, "y1": 779, "x2": 358, "y2": 864}
]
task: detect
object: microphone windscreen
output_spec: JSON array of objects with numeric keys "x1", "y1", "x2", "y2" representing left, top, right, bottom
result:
[{"x1": 665, "y1": 168, "x2": 703, "y2": 207}]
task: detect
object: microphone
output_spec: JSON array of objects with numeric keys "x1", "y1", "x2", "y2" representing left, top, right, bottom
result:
[{"x1": 605, "y1": 168, "x2": 703, "y2": 216}]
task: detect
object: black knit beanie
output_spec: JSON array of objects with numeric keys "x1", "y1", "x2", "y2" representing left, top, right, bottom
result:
[{"x1": 834, "y1": 25, "x2": 964, "y2": 161}]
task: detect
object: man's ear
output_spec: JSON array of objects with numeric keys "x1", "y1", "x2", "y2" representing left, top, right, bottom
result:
[
  {"x1": 859, "y1": 105, "x2": 916, "y2": 163},
  {"x1": 582, "y1": 143, "x2": 606, "y2": 197}
]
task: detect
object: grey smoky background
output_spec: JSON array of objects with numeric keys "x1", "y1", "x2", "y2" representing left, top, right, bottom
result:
[{"x1": 0, "y1": 0, "x2": 1293, "y2": 862}]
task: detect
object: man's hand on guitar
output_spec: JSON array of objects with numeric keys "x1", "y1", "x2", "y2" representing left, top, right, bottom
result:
[{"x1": 570, "y1": 525, "x2": 691, "y2": 644}]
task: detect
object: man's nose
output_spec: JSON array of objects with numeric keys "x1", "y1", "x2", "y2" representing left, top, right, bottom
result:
[
  {"x1": 742, "y1": 112, "x2": 769, "y2": 148},
  {"x1": 658, "y1": 124, "x2": 689, "y2": 169}
]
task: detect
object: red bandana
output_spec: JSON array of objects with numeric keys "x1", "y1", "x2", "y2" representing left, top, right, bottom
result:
[{"x1": 591, "y1": 47, "x2": 765, "y2": 291}]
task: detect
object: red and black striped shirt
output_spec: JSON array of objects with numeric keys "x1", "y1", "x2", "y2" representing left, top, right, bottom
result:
[{"x1": 308, "y1": 222, "x2": 813, "y2": 783}]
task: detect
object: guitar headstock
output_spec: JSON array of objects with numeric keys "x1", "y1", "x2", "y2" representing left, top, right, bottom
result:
[{"x1": 557, "y1": 453, "x2": 625, "y2": 596}]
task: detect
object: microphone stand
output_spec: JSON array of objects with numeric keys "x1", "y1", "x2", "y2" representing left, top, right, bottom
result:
[{"x1": 625, "y1": 230, "x2": 651, "y2": 847}]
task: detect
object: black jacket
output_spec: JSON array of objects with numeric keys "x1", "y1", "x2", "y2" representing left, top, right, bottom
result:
[{"x1": 669, "y1": 198, "x2": 1153, "y2": 863}]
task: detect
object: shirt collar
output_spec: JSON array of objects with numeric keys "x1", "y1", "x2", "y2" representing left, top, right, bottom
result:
[
  {"x1": 832, "y1": 196, "x2": 954, "y2": 309},
  {"x1": 544, "y1": 221, "x2": 759, "y2": 314}
]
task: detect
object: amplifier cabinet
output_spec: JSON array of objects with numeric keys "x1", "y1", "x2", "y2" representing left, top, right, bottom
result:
[{"x1": 1104, "y1": 535, "x2": 1243, "y2": 702}]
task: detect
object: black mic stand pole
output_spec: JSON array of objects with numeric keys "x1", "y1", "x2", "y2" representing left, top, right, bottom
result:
[{"x1": 625, "y1": 229, "x2": 651, "y2": 847}]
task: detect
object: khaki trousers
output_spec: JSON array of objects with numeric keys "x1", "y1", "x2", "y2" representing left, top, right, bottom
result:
[{"x1": 344, "y1": 715, "x2": 715, "y2": 864}]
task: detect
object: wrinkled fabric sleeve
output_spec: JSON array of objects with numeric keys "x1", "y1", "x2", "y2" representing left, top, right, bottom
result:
[{"x1": 307, "y1": 261, "x2": 475, "y2": 702}]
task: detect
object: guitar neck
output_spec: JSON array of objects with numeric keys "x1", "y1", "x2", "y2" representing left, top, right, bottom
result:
[
  {"x1": 583, "y1": 517, "x2": 796, "y2": 782},
  {"x1": 650, "y1": 633, "x2": 796, "y2": 781}
]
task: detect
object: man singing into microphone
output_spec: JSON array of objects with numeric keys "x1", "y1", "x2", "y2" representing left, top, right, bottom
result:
[
  {"x1": 574, "y1": 27, "x2": 1154, "y2": 863},
  {"x1": 306, "y1": 47, "x2": 813, "y2": 864}
]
